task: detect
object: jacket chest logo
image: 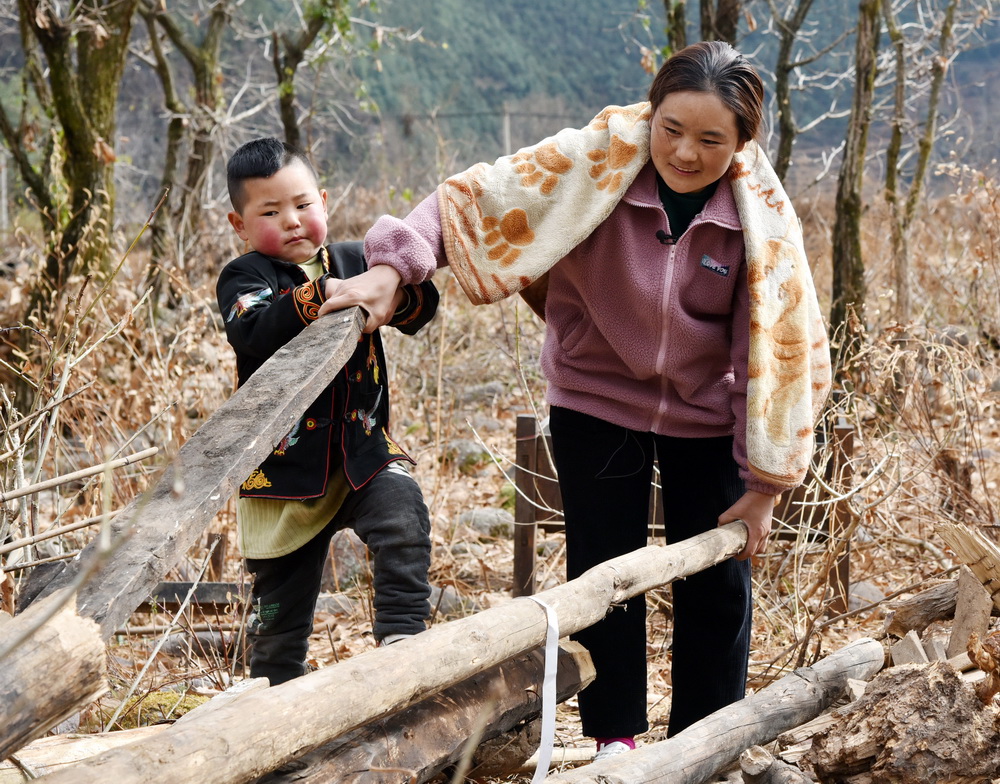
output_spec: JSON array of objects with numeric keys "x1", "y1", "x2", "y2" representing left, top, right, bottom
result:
[{"x1": 700, "y1": 255, "x2": 729, "y2": 277}]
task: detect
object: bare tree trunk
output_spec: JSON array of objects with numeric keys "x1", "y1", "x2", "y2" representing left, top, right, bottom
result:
[
  {"x1": 272, "y1": 0, "x2": 349, "y2": 150},
  {"x1": 13, "y1": 0, "x2": 140, "y2": 321},
  {"x1": 830, "y1": 0, "x2": 880, "y2": 358},
  {"x1": 139, "y1": 0, "x2": 229, "y2": 274},
  {"x1": 700, "y1": 0, "x2": 740, "y2": 43},
  {"x1": 770, "y1": 0, "x2": 819, "y2": 181},
  {"x1": 883, "y1": 0, "x2": 958, "y2": 326},
  {"x1": 662, "y1": 0, "x2": 688, "y2": 54}
]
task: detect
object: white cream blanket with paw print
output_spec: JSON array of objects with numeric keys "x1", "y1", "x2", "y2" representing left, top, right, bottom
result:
[{"x1": 437, "y1": 102, "x2": 832, "y2": 489}]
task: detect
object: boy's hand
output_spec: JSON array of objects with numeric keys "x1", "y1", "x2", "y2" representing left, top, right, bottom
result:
[
  {"x1": 718, "y1": 490, "x2": 777, "y2": 561},
  {"x1": 319, "y1": 265, "x2": 403, "y2": 332}
]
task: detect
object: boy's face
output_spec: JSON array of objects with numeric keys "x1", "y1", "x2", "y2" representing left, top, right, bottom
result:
[{"x1": 228, "y1": 159, "x2": 328, "y2": 265}]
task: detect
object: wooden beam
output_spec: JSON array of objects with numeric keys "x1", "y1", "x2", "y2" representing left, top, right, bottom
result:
[
  {"x1": 136, "y1": 581, "x2": 249, "y2": 613},
  {"x1": 34, "y1": 522, "x2": 750, "y2": 784},
  {"x1": 31, "y1": 308, "x2": 365, "y2": 638},
  {"x1": 543, "y1": 638, "x2": 884, "y2": 784},
  {"x1": 0, "y1": 589, "x2": 107, "y2": 761}
]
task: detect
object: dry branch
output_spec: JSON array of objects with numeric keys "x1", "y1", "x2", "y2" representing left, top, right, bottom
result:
[
  {"x1": 0, "y1": 448, "x2": 158, "y2": 503},
  {"x1": 543, "y1": 638, "x2": 885, "y2": 784},
  {"x1": 32, "y1": 308, "x2": 366, "y2": 637},
  {"x1": 0, "y1": 588, "x2": 107, "y2": 760},
  {"x1": 33, "y1": 521, "x2": 748, "y2": 784}
]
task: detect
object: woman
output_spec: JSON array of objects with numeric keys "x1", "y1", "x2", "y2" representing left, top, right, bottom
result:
[{"x1": 321, "y1": 41, "x2": 831, "y2": 759}]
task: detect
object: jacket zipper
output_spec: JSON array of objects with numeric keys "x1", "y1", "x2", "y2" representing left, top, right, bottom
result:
[{"x1": 651, "y1": 221, "x2": 678, "y2": 434}]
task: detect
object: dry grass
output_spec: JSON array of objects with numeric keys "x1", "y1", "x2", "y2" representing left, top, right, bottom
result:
[{"x1": 1, "y1": 165, "x2": 999, "y2": 781}]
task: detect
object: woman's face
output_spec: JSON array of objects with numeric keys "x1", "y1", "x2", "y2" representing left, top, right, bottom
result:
[{"x1": 650, "y1": 90, "x2": 747, "y2": 194}]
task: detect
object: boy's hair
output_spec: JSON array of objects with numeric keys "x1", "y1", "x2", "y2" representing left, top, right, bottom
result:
[{"x1": 227, "y1": 137, "x2": 319, "y2": 213}]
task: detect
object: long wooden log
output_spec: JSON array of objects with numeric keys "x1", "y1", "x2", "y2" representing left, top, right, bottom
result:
[
  {"x1": 33, "y1": 308, "x2": 365, "y2": 638},
  {"x1": 253, "y1": 642, "x2": 595, "y2": 783},
  {"x1": 0, "y1": 589, "x2": 107, "y2": 760},
  {"x1": 34, "y1": 522, "x2": 748, "y2": 784},
  {"x1": 543, "y1": 637, "x2": 885, "y2": 784}
]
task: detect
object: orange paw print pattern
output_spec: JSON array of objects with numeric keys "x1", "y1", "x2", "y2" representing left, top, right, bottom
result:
[
  {"x1": 482, "y1": 209, "x2": 535, "y2": 267},
  {"x1": 587, "y1": 135, "x2": 640, "y2": 192},
  {"x1": 511, "y1": 142, "x2": 573, "y2": 196}
]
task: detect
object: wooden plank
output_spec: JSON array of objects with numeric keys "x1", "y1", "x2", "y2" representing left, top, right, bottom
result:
[
  {"x1": 947, "y1": 565, "x2": 994, "y2": 658},
  {"x1": 890, "y1": 630, "x2": 930, "y2": 666},
  {"x1": 35, "y1": 522, "x2": 750, "y2": 784},
  {"x1": 33, "y1": 308, "x2": 365, "y2": 638},
  {"x1": 137, "y1": 581, "x2": 249, "y2": 613}
]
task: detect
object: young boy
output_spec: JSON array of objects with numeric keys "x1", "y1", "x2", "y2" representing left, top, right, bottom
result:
[{"x1": 217, "y1": 137, "x2": 438, "y2": 685}]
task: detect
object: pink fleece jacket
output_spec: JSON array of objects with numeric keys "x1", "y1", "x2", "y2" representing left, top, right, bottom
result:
[{"x1": 365, "y1": 160, "x2": 786, "y2": 496}]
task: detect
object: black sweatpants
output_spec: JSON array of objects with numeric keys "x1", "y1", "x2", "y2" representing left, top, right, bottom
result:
[
  {"x1": 245, "y1": 464, "x2": 431, "y2": 686},
  {"x1": 548, "y1": 405, "x2": 752, "y2": 738}
]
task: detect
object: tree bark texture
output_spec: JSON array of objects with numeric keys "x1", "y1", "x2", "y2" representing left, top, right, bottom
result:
[
  {"x1": 741, "y1": 745, "x2": 817, "y2": 783},
  {"x1": 882, "y1": 579, "x2": 958, "y2": 637},
  {"x1": 32, "y1": 309, "x2": 366, "y2": 638},
  {"x1": 0, "y1": 588, "x2": 107, "y2": 760},
  {"x1": 16, "y1": 0, "x2": 140, "y2": 292},
  {"x1": 830, "y1": 0, "x2": 880, "y2": 347},
  {"x1": 252, "y1": 642, "x2": 595, "y2": 783},
  {"x1": 805, "y1": 661, "x2": 1000, "y2": 783},
  {"x1": 543, "y1": 638, "x2": 884, "y2": 784},
  {"x1": 34, "y1": 522, "x2": 749, "y2": 784}
]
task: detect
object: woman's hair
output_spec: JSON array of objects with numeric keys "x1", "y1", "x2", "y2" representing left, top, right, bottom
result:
[{"x1": 647, "y1": 41, "x2": 765, "y2": 144}]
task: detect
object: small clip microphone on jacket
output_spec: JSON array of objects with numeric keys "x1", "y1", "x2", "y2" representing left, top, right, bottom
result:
[{"x1": 655, "y1": 229, "x2": 677, "y2": 246}]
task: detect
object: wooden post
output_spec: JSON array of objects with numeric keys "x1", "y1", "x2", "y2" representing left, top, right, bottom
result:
[
  {"x1": 34, "y1": 523, "x2": 750, "y2": 784},
  {"x1": 544, "y1": 638, "x2": 884, "y2": 784},
  {"x1": 30, "y1": 308, "x2": 365, "y2": 638},
  {"x1": 513, "y1": 413, "x2": 539, "y2": 597},
  {"x1": 827, "y1": 418, "x2": 854, "y2": 616}
]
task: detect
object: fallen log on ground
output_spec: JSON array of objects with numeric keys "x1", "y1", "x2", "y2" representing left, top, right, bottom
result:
[
  {"x1": 32, "y1": 307, "x2": 365, "y2": 638},
  {"x1": 804, "y1": 660, "x2": 1000, "y2": 783},
  {"x1": 34, "y1": 521, "x2": 748, "y2": 784},
  {"x1": 542, "y1": 637, "x2": 885, "y2": 784},
  {"x1": 0, "y1": 588, "x2": 107, "y2": 760},
  {"x1": 253, "y1": 642, "x2": 594, "y2": 783}
]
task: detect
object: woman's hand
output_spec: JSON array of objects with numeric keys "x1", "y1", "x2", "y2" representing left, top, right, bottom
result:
[
  {"x1": 718, "y1": 490, "x2": 777, "y2": 561},
  {"x1": 319, "y1": 265, "x2": 403, "y2": 333}
]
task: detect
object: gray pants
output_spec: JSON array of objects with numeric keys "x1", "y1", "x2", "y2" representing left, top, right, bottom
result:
[{"x1": 245, "y1": 464, "x2": 431, "y2": 685}]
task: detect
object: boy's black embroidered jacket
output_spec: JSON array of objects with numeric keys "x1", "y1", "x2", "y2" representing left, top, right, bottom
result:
[{"x1": 216, "y1": 241, "x2": 438, "y2": 499}]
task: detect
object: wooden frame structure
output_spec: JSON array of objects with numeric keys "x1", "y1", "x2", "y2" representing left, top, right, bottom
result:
[{"x1": 511, "y1": 411, "x2": 854, "y2": 605}]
